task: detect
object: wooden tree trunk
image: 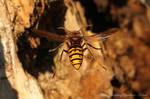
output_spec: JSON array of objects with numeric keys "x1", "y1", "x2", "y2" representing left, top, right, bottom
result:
[{"x1": 0, "y1": 0, "x2": 44, "y2": 99}]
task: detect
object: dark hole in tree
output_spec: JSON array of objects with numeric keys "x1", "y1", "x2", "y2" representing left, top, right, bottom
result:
[{"x1": 17, "y1": 1, "x2": 66, "y2": 78}]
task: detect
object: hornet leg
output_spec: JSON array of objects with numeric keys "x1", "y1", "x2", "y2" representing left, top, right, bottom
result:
[
  {"x1": 87, "y1": 43, "x2": 102, "y2": 50},
  {"x1": 59, "y1": 41, "x2": 70, "y2": 61},
  {"x1": 53, "y1": 42, "x2": 70, "y2": 78},
  {"x1": 86, "y1": 43, "x2": 107, "y2": 71},
  {"x1": 59, "y1": 49, "x2": 68, "y2": 61},
  {"x1": 82, "y1": 43, "x2": 86, "y2": 48},
  {"x1": 53, "y1": 49, "x2": 67, "y2": 78},
  {"x1": 87, "y1": 43, "x2": 105, "y2": 59},
  {"x1": 53, "y1": 49, "x2": 68, "y2": 78}
]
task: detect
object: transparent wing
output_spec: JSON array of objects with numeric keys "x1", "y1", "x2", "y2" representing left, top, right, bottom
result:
[
  {"x1": 32, "y1": 29, "x2": 66, "y2": 41},
  {"x1": 83, "y1": 28, "x2": 119, "y2": 70},
  {"x1": 83, "y1": 28, "x2": 119, "y2": 42},
  {"x1": 32, "y1": 29, "x2": 67, "y2": 53}
]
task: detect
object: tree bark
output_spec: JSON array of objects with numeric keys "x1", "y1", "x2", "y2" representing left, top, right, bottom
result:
[{"x1": 0, "y1": 0, "x2": 44, "y2": 99}]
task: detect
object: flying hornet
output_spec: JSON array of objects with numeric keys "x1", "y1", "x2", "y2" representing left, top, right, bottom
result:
[{"x1": 32, "y1": 26, "x2": 118, "y2": 70}]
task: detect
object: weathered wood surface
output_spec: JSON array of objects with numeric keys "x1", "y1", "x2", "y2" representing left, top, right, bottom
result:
[{"x1": 0, "y1": 0, "x2": 44, "y2": 99}]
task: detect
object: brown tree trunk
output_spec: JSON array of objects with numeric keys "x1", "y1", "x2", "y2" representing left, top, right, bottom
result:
[{"x1": 0, "y1": 0, "x2": 44, "y2": 99}]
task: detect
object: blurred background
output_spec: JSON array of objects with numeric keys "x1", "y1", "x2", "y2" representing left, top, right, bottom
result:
[{"x1": 13, "y1": 0, "x2": 150, "y2": 99}]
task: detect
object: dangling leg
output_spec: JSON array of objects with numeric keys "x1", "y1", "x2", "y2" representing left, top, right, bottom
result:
[
  {"x1": 83, "y1": 48, "x2": 87, "y2": 52},
  {"x1": 59, "y1": 41, "x2": 70, "y2": 61},
  {"x1": 82, "y1": 43, "x2": 86, "y2": 48},
  {"x1": 87, "y1": 43, "x2": 105, "y2": 60},
  {"x1": 84, "y1": 42, "x2": 104, "y2": 56},
  {"x1": 86, "y1": 43, "x2": 107, "y2": 71},
  {"x1": 87, "y1": 43, "x2": 102, "y2": 50},
  {"x1": 53, "y1": 42, "x2": 70, "y2": 78},
  {"x1": 59, "y1": 49, "x2": 68, "y2": 61},
  {"x1": 52, "y1": 49, "x2": 68, "y2": 78},
  {"x1": 66, "y1": 41, "x2": 70, "y2": 48}
]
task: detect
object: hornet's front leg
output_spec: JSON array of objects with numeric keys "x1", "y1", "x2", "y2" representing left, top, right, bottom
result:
[
  {"x1": 53, "y1": 42, "x2": 69, "y2": 78},
  {"x1": 53, "y1": 49, "x2": 68, "y2": 78},
  {"x1": 59, "y1": 49, "x2": 68, "y2": 61},
  {"x1": 87, "y1": 43, "x2": 102, "y2": 50},
  {"x1": 82, "y1": 43, "x2": 88, "y2": 52},
  {"x1": 87, "y1": 43, "x2": 104, "y2": 57},
  {"x1": 59, "y1": 41, "x2": 70, "y2": 61}
]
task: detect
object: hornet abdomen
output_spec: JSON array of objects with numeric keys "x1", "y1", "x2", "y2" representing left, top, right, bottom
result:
[{"x1": 68, "y1": 46, "x2": 83, "y2": 70}]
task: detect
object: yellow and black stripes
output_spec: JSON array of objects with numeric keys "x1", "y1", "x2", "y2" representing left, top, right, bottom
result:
[{"x1": 68, "y1": 46, "x2": 83, "y2": 70}]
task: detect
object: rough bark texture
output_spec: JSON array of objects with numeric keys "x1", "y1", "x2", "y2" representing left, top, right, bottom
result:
[
  {"x1": 0, "y1": 0, "x2": 150, "y2": 99},
  {"x1": 0, "y1": 0, "x2": 44, "y2": 99}
]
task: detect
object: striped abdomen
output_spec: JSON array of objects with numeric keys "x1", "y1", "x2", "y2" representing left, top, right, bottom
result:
[{"x1": 68, "y1": 46, "x2": 83, "y2": 70}]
